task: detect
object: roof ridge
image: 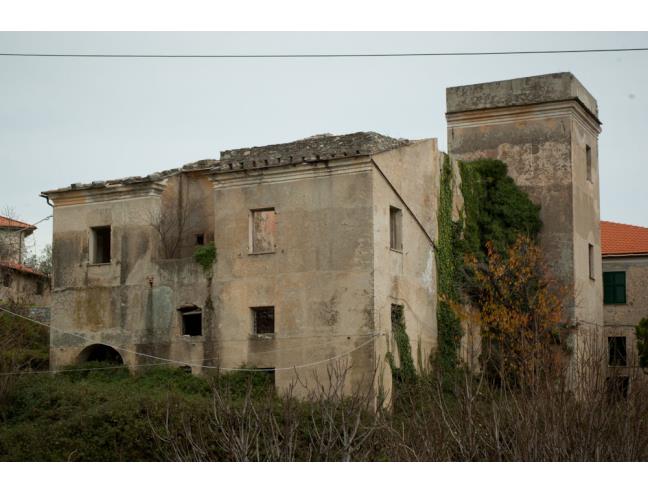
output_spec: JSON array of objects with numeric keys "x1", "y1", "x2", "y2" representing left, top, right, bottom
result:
[{"x1": 601, "y1": 219, "x2": 648, "y2": 230}]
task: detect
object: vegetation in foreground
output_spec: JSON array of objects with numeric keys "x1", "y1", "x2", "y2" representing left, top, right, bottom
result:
[{"x1": 0, "y1": 358, "x2": 647, "y2": 461}]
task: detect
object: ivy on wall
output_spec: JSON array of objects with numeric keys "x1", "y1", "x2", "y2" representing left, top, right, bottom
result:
[
  {"x1": 434, "y1": 157, "x2": 543, "y2": 375},
  {"x1": 386, "y1": 304, "x2": 417, "y2": 385},
  {"x1": 435, "y1": 155, "x2": 464, "y2": 375}
]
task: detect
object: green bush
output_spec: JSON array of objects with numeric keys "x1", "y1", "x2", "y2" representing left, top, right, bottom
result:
[
  {"x1": 193, "y1": 243, "x2": 217, "y2": 273},
  {"x1": 0, "y1": 367, "x2": 212, "y2": 461}
]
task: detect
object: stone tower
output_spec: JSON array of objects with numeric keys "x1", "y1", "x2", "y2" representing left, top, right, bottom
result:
[{"x1": 446, "y1": 72, "x2": 603, "y2": 335}]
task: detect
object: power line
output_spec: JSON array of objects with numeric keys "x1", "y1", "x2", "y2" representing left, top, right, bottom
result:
[
  {"x1": 0, "y1": 47, "x2": 648, "y2": 59},
  {"x1": 0, "y1": 305, "x2": 382, "y2": 373}
]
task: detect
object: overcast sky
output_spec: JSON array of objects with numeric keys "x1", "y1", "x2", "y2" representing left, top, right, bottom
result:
[{"x1": 1, "y1": 32, "x2": 647, "y2": 254}]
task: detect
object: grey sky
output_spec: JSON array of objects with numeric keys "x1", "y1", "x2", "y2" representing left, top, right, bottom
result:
[{"x1": 1, "y1": 32, "x2": 647, "y2": 254}]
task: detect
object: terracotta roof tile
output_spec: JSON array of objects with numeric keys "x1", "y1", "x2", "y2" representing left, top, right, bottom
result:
[
  {"x1": 0, "y1": 261, "x2": 45, "y2": 276},
  {"x1": 601, "y1": 220, "x2": 648, "y2": 256},
  {"x1": 0, "y1": 215, "x2": 35, "y2": 230}
]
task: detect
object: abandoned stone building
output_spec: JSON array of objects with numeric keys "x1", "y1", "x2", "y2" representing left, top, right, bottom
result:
[
  {"x1": 601, "y1": 221, "x2": 648, "y2": 394},
  {"x1": 42, "y1": 72, "x2": 606, "y2": 398},
  {"x1": 0, "y1": 215, "x2": 51, "y2": 314}
]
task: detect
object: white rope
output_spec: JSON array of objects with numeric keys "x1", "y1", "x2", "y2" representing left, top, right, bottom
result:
[{"x1": 0, "y1": 305, "x2": 383, "y2": 373}]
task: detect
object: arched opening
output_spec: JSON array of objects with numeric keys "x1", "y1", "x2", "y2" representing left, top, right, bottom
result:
[{"x1": 78, "y1": 344, "x2": 124, "y2": 365}]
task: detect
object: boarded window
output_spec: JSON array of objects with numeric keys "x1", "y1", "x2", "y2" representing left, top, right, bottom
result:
[
  {"x1": 91, "y1": 226, "x2": 111, "y2": 264},
  {"x1": 250, "y1": 208, "x2": 276, "y2": 254},
  {"x1": 252, "y1": 306, "x2": 275, "y2": 335},
  {"x1": 178, "y1": 306, "x2": 202, "y2": 336},
  {"x1": 608, "y1": 336, "x2": 627, "y2": 367},
  {"x1": 603, "y1": 271, "x2": 626, "y2": 304},
  {"x1": 390, "y1": 206, "x2": 402, "y2": 251},
  {"x1": 586, "y1": 144, "x2": 593, "y2": 182},
  {"x1": 588, "y1": 243, "x2": 595, "y2": 280}
]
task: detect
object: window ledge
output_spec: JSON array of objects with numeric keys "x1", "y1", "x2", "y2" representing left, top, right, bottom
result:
[
  {"x1": 390, "y1": 247, "x2": 403, "y2": 254},
  {"x1": 87, "y1": 262, "x2": 112, "y2": 267},
  {"x1": 251, "y1": 333, "x2": 275, "y2": 340},
  {"x1": 249, "y1": 250, "x2": 276, "y2": 256}
]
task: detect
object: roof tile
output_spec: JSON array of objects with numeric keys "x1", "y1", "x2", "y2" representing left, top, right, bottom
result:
[
  {"x1": 601, "y1": 220, "x2": 648, "y2": 256},
  {"x1": 0, "y1": 215, "x2": 35, "y2": 230}
]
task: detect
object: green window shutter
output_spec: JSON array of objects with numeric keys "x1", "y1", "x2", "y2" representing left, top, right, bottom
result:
[
  {"x1": 603, "y1": 272, "x2": 614, "y2": 304},
  {"x1": 614, "y1": 272, "x2": 626, "y2": 304},
  {"x1": 604, "y1": 271, "x2": 626, "y2": 304}
]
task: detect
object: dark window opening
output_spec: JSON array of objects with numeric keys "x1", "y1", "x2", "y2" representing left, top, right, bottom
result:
[
  {"x1": 603, "y1": 271, "x2": 626, "y2": 304},
  {"x1": 180, "y1": 365, "x2": 193, "y2": 374},
  {"x1": 586, "y1": 144, "x2": 593, "y2": 182},
  {"x1": 608, "y1": 336, "x2": 627, "y2": 367},
  {"x1": 252, "y1": 306, "x2": 275, "y2": 335},
  {"x1": 607, "y1": 376, "x2": 629, "y2": 401},
  {"x1": 588, "y1": 243, "x2": 595, "y2": 280},
  {"x1": 178, "y1": 305, "x2": 203, "y2": 336},
  {"x1": 78, "y1": 344, "x2": 123, "y2": 365},
  {"x1": 2, "y1": 272, "x2": 11, "y2": 287},
  {"x1": 196, "y1": 233, "x2": 205, "y2": 245},
  {"x1": 36, "y1": 280, "x2": 44, "y2": 295},
  {"x1": 91, "y1": 226, "x2": 111, "y2": 264},
  {"x1": 390, "y1": 206, "x2": 402, "y2": 251}
]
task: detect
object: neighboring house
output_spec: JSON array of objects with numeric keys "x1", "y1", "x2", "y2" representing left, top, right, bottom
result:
[
  {"x1": 601, "y1": 220, "x2": 648, "y2": 394},
  {"x1": 41, "y1": 72, "x2": 604, "y2": 399},
  {"x1": 0, "y1": 215, "x2": 35, "y2": 264},
  {"x1": 0, "y1": 215, "x2": 51, "y2": 319}
]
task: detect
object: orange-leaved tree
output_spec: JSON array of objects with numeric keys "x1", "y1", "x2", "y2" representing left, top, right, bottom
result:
[{"x1": 464, "y1": 235, "x2": 566, "y2": 389}]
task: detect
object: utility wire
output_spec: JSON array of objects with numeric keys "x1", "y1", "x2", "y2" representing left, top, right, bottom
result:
[
  {"x1": 0, "y1": 47, "x2": 647, "y2": 59},
  {"x1": 0, "y1": 305, "x2": 382, "y2": 373}
]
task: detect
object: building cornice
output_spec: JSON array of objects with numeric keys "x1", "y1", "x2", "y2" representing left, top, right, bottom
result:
[
  {"x1": 210, "y1": 157, "x2": 373, "y2": 190},
  {"x1": 45, "y1": 181, "x2": 167, "y2": 207},
  {"x1": 446, "y1": 99, "x2": 602, "y2": 137}
]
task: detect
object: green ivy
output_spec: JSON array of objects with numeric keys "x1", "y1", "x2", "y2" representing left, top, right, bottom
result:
[
  {"x1": 459, "y1": 159, "x2": 541, "y2": 261},
  {"x1": 636, "y1": 318, "x2": 648, "y2": 371},
  {"x1": 435, "y1": 155, "x2": 463, "y2": 375},
  {"x1": 433, "y1": 157, "x2": 542, "y2": 377},
  {"x1": 193, "y1": 243, "x2": 217, "y2": 273},
  {"x1": 387, "y1": 305, "x2": 417, "y2": 385}
]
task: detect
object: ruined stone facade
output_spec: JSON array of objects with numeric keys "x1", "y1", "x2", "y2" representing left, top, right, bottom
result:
[{"x1": 42, "y1": 72, "x2": 607, "y2": 398}]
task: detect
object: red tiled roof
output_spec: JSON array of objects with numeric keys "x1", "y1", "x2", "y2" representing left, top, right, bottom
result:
[
  {"x1": 601, "y1": 220, "x2": 648, "y2": 256},
  {"x1": 0, "y1": 215, "x2": 35, "y2": 230},
  {"x1": 0, "y1": 261, "x2": 45, "y2": 276}
]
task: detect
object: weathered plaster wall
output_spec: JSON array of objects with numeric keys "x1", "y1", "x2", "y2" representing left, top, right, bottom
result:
[
  {"x1": 0, "y1": 229, "x2": 25, "y2": 264},
  {"x1": 371, "y1": 139, "x2": 439, "y2": 399},
  {"x1": 211, "y1": 158, "x2": 379, "y2": 397},
  {"x1": 48, "y1": 172, "x2": 215, "y2": 370},
  {"x1": 0, "y1": 267, "x2": 50, "y2": 306}
]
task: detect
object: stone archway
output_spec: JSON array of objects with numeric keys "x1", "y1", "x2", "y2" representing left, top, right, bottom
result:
[{"x1": 77, "y1": 344, "x2": 124, "y2": 365}]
